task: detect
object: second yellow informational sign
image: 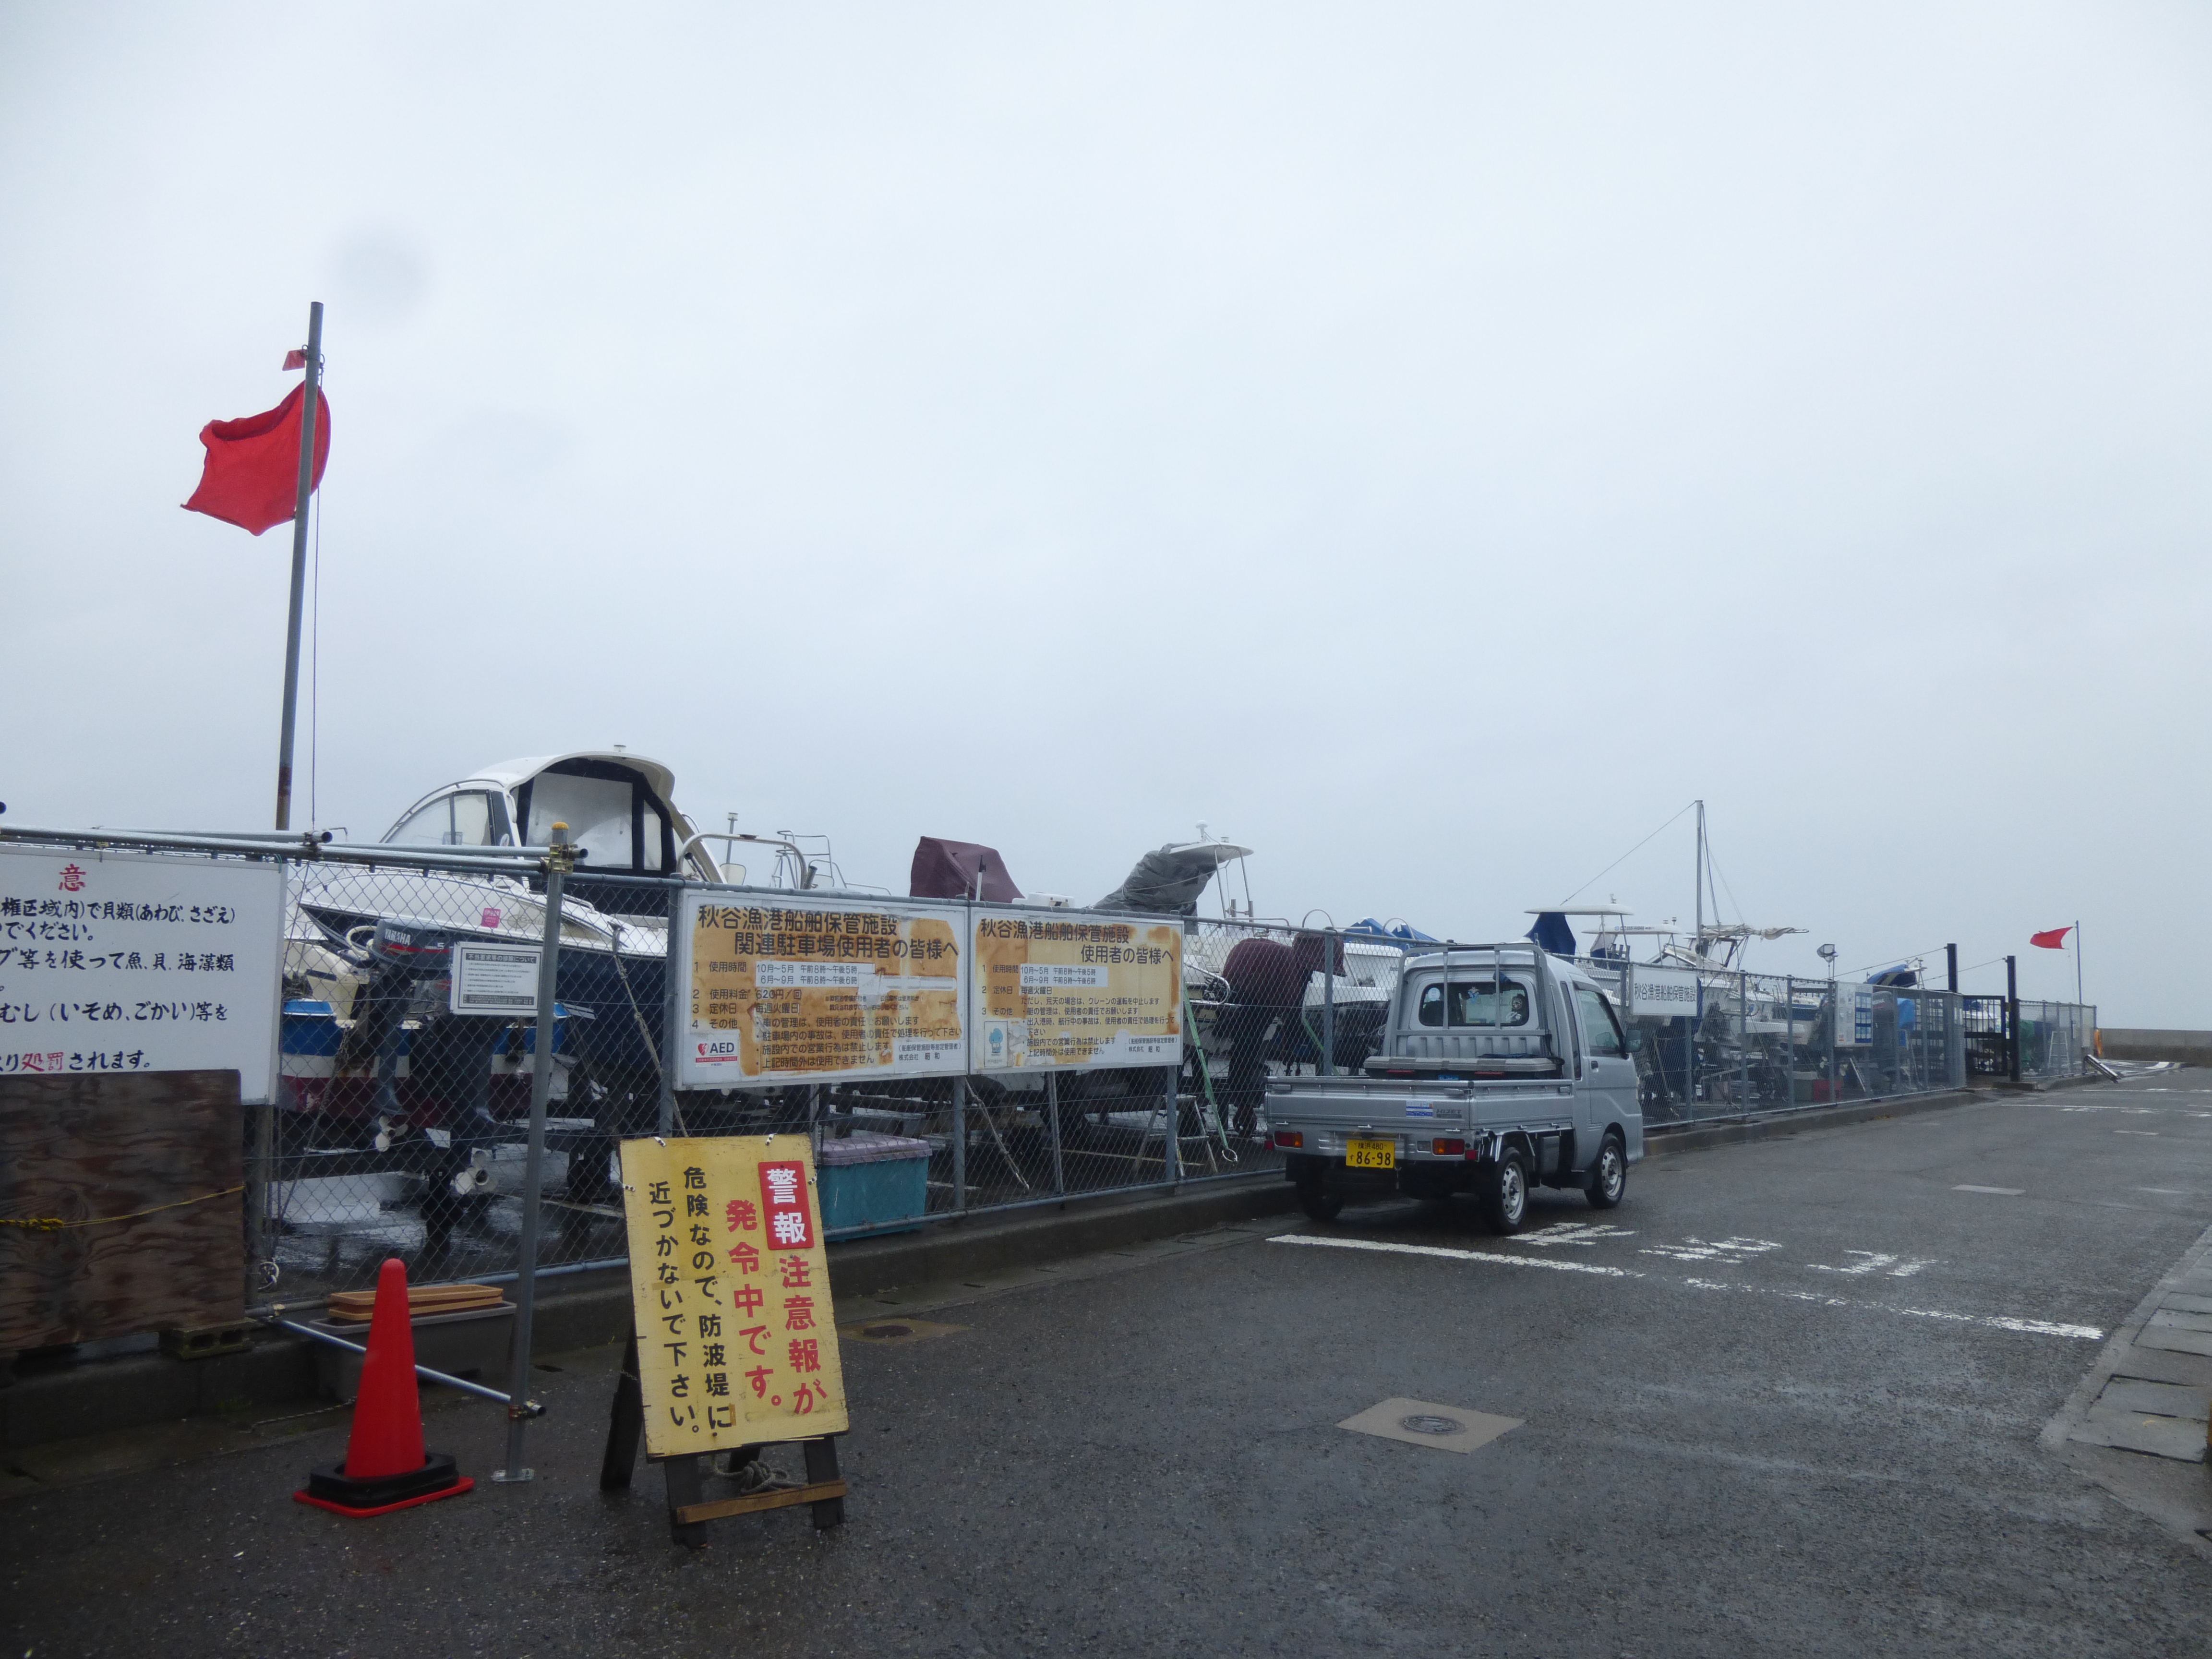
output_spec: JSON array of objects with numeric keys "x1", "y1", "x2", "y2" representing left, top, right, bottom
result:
[
  {"x1": 620, "y1": 1135, "x2": 851, "y2": 1457},
  {"x1": 972, "y1": 910, "x2": 1183, "y2": 1072}
]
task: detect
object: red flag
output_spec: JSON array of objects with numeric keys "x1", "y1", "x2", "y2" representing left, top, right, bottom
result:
[
  {"x1": 282, "y1": 348, "x2": 308, "y2": 371},
  {"x1": 181, "y1": 383, "x2": 331, "y2": 536},
  {"x1": 2030, "y1": 926, "x2": 2072, "y2": 950}
]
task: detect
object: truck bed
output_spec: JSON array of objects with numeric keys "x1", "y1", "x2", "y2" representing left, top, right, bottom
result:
[{"x1": 1268, "y1": 1073, "x2": 1579, "y2": 1141}]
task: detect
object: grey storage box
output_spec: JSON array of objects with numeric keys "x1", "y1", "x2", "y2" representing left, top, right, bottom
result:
[{"x1": 311, "y1": 1302, "x2": 516, "y2": 1402}]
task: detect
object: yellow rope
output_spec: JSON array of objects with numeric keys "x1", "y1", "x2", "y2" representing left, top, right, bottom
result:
[{"x1": 0, "y1": 1185, "x2": 245, "y2": 1233}]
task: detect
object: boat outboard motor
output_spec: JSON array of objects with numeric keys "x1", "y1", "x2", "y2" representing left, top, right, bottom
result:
[
  {"x1": 342, "y1": 919, "x2": 504, "y2": 1253},
  {"x1": 338, "y1": 920, "x2": 467, "y2": 1124}
]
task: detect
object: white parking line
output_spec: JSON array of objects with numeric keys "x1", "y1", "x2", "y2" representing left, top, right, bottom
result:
[
  {"x1": 1682, "y1": 1278, "x2": 2103, "y2": 1340},
  {"x1": 1807, "y1": 1250, "x2": 1938, "y2": 1277},
  {"x1": 1267, "y1": 1234, "x2": 1642, "y2": 1277},
  {"x1": 1954, "y1": 1184, "x2": 2025, "y2": 1195},
  {"x1": 1268, "y1": 1235, "x2": 2104, "y2": 1341}
]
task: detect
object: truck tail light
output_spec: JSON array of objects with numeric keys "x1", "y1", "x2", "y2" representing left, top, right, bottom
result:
[
  {"x1": 1273, "y1": 1130, "x2": 1304, "y2": 1150},
  {"x1": 1432, "y1": 1138, "x2": 1466, "y2": 1157}
]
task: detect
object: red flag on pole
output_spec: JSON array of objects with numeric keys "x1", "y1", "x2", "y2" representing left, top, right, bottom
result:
[
  {"x1": 181, "y1": 383, "x2": 331, "y2": 535},
  {"x1": 2030, "y1": 926, "x2": 2072, "y2": 949}
]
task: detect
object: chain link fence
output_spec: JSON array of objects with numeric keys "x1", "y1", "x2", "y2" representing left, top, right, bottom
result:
[
  {"x1": 1, "y1": 828, "x2": 2101, "y2": 1310},
  {"x1": 258, "y1": 859, "x2": 1298, "y2": 1301},
  {"x1": 1182, "y1": 927, "x2": 2097, "y2": 1129}
]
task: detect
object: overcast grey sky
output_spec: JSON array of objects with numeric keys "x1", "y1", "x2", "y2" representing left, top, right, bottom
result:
[{"x1": 3, "y1": 3, "x2": 2207, "y2": 1021}]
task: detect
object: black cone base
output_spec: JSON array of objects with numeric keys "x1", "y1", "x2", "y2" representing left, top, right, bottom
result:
[{"x1": 298, "y1": 1451, "x2": 468, "y2": 1515}]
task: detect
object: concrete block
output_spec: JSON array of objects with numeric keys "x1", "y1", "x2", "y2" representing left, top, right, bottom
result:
[
  {"x1": 2108, "y1": 1346, "x2": 2212, "y2": 1389},
  {"x1": 2097, "y1": 1378, "x2": 2210, "y2": 1421},
  {"x1": 2075, "y1": 1403, "x2": 2208, "y2": 1462}
]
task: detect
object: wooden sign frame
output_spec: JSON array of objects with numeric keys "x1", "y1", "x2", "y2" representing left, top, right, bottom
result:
[{"x1": 599, "y1": 1329, "x2": 844, "y2": 1544}]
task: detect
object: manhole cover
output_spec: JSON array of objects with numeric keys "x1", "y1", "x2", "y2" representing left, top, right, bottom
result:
[
  {"x1": 862, "y1": 1323, "x2": 914, "y2": 1340},
  {"x1": 1398, "y1": 1414, "x2": 1464, "y2": 1436}
]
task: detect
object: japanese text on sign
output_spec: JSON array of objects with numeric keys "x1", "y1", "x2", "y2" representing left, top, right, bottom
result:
[
  {"x1": 0, "y1": 845, "x2": 282, "y2": 1098},
  {"x1": 678, "y1": 895, "x2": 966, "y2": 1086},
  {"x1": 620, "y1": 1136, "x2": 849, "y2": 1455},
  {"x1": 973, "y1": 911, "x2": 1184, "y2": 1071}
]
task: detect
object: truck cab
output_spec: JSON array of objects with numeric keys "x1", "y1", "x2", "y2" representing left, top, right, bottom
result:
[{"x1": 1265, "y1": 944, "x2": 1641, "y2": 1230}]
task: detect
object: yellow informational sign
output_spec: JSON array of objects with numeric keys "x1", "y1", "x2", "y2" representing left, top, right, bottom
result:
[
  {"x1": 620, "y1": 1135, "x2": 850, "y2": 1456},
  {"x1": 677, "y1": 895, "x2": 966, "y2": 1087},
  {"x1": 972, "y1": 911, "x2": 1184, "y2": 1071}
]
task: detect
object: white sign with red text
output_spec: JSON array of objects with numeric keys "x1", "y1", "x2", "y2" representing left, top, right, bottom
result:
[{"x1": 0, "y1": 844, "x2": 284, "y2": 1100}]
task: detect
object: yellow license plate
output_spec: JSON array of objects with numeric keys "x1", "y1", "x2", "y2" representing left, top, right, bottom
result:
[{"x1": 1345, "y1": 1138, "x2": 1395, "y2": 1170}]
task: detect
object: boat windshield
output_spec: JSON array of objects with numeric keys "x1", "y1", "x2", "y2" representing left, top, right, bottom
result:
[
  {"x1": 387, "y1": 790, "x2": 511, "y2": 848},
  {"x1": 1416, "y1": 977, "x2": 1531, "y2": 1028},
  {"x1": 526, "y1": 772, "x2": 638, "y2": 868}
]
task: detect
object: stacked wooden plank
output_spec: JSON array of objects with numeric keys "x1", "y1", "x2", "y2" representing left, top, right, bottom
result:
[{"x1": 325, "y1": 1281, "x2": 509, "y2": 1323}]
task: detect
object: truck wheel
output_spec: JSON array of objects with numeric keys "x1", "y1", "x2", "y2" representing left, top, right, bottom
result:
[
  {"x1": 1297, "y1": 1177, "x2": 1344, "y2": 1223},
  {"x1": 1586, "y1": 1134, "x2": 1627, "y2": 1210},
  {"x1": 1476, "y1": 1149, "x2": 1528, "y2": 1234}
]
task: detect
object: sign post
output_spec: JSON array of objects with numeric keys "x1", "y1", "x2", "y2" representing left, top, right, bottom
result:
[{"x1": 494, "y1": 828, "x2": 570, "y2": 1484}]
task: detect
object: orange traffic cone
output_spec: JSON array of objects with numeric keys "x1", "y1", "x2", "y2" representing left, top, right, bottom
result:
[{"x1": 294, "y1": 1257, "x2": 474, "y2": 1517}]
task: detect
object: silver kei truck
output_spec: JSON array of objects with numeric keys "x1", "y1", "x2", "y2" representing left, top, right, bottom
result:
[{"x1": 1266, "y1": 944, "x2": 1642, "y2": 1230}]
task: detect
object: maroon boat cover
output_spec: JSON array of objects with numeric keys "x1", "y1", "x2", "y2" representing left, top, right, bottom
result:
[{"x1": 909, "y1": 837, "x2": 1022, "y2": 902}]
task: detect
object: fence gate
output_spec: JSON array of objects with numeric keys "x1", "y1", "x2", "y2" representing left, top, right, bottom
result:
[{"x1": 1960, "y1": 996, "x2": 2012, "y2": 1078}]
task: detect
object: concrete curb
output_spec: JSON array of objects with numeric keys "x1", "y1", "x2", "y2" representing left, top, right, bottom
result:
[
  {"x1": 0, "y1": 1074, "x2": 2109, "y2": 1452},
  {"x1": 1643, "y1": 1071, "x2": 2105, "y2": 1158},
  {"x1": 1, "y1": 1178, "x2": 1298, "y2": 1453}
]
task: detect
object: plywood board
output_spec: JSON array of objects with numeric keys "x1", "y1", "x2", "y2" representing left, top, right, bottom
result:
[{"x1": 0, "y1": 1069, "x2": 244, "y2": 1351}]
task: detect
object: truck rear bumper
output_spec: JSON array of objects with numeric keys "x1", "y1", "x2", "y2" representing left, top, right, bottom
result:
[{"x1": 1281, "y1": 1137, "x2": 1589, "y2": 1197}]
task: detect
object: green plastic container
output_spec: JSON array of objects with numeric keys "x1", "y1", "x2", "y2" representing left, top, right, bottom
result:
[{"x1": 818, "y1": 1132, "x2": 930, "y2": 1236}]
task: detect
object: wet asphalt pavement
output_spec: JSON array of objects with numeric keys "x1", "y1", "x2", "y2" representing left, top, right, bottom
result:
[{"x1": 8, "y1": 1076, "x2": 2212, "y2": 1658}]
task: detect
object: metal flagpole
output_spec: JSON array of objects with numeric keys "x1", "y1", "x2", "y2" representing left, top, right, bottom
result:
[
  {"x1": 274, "y1": 301, "x2": 325, "y2": 830},
  {"x1": 498, "y1": 824, "x2": 573, "y2": 1483}
]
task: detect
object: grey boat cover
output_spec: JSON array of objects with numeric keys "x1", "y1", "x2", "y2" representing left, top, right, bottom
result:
[{"x1": 1093, "y1": 840, "x2": 1253, "y2": 916}]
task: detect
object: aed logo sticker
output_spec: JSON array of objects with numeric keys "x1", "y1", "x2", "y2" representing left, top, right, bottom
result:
[{"x1": 696, "y1": 1038, "x2": 741, "y2": 1062}]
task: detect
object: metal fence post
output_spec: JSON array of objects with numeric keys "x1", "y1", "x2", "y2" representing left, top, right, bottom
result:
[
  {"x1": 2006, "y1": 955, "x2": 2020, "y2": 1083},
  {"x1": 1826, "y1": 979, "x2": 1838, "y2": 1100},
  {"x1": 1321, "y1": 930, "x2": 1337, "y2": 1078},
  {"x1": 1163, "y1": 1076, "x2": 1180, "y2": 1190},
  {"x1": 658, "y1": 882, "x2": 683, "y2": 1136},
  {"x1": 497, "y1": 825, "x2": 571, "y2": 1484},
  {"x1": 952, "y1": 1077, "x2": 968, "y2": 1213},
  {"x1": 1736, "y1": 971, "x2": 1749, "y2": 1111},
  {"x1": 250, "y1": 852, "x2": 279, "y2": 1298},
  {"x1": 1686, "y1": 975, "x2": 1700, "y2": 1123},
  {"x1": 1782, "y1": 975, "x2": 1793, "y2": 1108},
  {"x1": 1046, "y1": 1071, "x2": 1065, "y2": 1196}
]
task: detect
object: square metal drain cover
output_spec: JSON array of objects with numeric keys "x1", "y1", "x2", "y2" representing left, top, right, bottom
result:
[
  {"x1": 837, "y1": 1318, "x2": 966, "y2": 1346},
  {"x1": 1338, "y1": 1396, "x2": 1522, "y2": 1455}
]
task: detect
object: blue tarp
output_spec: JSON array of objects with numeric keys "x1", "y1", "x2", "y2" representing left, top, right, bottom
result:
[
  {"x1": 1526, "y1": 912, "x2": 1577, "y2": 956},
  {"x1": 1349, "y1": 918, "x2": 1440, "y2": 942}
]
